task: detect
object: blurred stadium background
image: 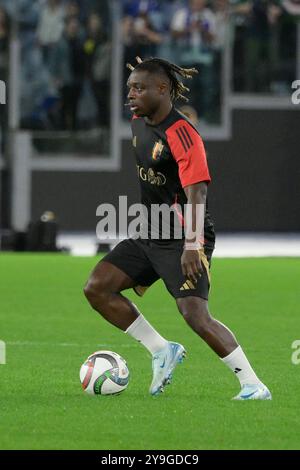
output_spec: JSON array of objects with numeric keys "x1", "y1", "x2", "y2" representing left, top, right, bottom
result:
[
  {"x1": 0, "y1": 0, "x2": 299, "y2": 252},
  {"x1": 0, "y1": 0, "x2": 300, "y2": 452}
]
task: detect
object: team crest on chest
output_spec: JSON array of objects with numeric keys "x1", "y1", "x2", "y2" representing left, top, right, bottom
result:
[{"x1": 151, "y1": 139, "x2": 164, "y2": 161}]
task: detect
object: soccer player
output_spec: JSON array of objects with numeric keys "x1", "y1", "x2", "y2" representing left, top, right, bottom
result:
[{"x1": 84, "y1": 57, "x2": 271, "y2": 400}]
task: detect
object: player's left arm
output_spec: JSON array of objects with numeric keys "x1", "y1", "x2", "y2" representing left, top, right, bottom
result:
[
  {"x1": 182, "y1": 182, "x2": 207, "y2": 283},
  {"x1": 166, "y1": 120, "x2": 211, "y2": 283}
]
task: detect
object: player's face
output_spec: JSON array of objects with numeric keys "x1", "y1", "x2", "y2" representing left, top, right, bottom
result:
[{"x1": 127, "y1": 71, "x2": 167, "y2": 118}]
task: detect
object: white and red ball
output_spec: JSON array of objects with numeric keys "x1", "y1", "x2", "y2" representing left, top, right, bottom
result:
[{"x1": 80, "y1": 350, "x2": 129, "y2": 395}]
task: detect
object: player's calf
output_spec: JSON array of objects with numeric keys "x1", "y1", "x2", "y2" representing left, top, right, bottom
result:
[{"x1": 177, "y1": 297, "x2": 238, "y2": 357}]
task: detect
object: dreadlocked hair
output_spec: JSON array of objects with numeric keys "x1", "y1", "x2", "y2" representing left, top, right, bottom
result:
[{"x1": 126, "y1": 57, "x2": 198, "y2": 102}]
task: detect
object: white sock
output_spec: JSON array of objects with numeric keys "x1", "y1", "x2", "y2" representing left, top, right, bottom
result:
[
  {"x1": 125, "y1": 314, "x2": 168, "y2": 355},
  {"x1": 221, "y1": 345, "x2": 261, "y2": 386}
]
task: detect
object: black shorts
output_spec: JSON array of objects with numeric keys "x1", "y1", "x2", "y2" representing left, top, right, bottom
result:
[{"x1": 103, "y1": 238, "x2": 214, "y2": 300}]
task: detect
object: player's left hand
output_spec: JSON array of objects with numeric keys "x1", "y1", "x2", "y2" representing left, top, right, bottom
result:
[{"x1": 181, "y1": 249, "x2": 204, "y2": 284}]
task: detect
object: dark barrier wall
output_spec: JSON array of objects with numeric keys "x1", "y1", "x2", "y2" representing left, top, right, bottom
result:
[{"x1": 31, "y1": 109, "x2": 300, "y2": 232}]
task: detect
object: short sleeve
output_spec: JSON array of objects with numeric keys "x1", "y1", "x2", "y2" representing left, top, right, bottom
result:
[{"x1": 166, "y1": 120, "x2": 211, "y2": 188}]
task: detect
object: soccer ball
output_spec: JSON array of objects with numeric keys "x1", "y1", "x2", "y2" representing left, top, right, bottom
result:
[{"x1": 80, "y1": 350, "x2": 129, "y2": 395}]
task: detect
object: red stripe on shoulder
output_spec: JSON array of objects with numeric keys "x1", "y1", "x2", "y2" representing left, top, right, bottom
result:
[{"x1": 166, "y1": 119, "x2": 211, "y2": 187}]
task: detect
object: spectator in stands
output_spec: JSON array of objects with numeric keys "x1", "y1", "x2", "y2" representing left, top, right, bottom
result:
[
  {"x1": 84, "y1": 12, "x2": 111, "y2": 127},
  {"x1": 49, "y1": 16, "x2": 85, "y2": 130},
  {"x1": 210, "y1": 0, "x2": 231, "y2": 121},
  {"x1": 213, "y1": 0, "x2": 230, "y2": 49},
  {"x1": 170, "y1": 0, "x2": 217, "y2": 122},
  {"x1": 122, "y1": 1, "x2": 164, "y2": 118},
  {"x1": 81, "y1": 0, "x2": 111, "y2": 27},
  {"x1": 65, "y1": 0, "x2": 81, "y2": 20},
  {"x1": 0, "y1": 6, "x2": 9, "y2": 81},
  {"x1": 243, "y1": 0, "x2": 282, "y2": 92},
  {"x1": 122, "y1": 0, "x2": 164, "y2": 65},
  {"x1": 36, "y1": 0, "x2": 65, "y2": 65}
]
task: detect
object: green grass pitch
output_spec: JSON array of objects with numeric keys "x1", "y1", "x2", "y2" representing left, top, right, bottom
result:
[{"x1": 0, "y1": 254, "x2": 299, "y2": 450}]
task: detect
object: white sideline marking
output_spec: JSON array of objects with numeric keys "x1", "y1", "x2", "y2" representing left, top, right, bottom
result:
[{"x1": 0, "y1": 340, "x2": 6, "y2": 364}]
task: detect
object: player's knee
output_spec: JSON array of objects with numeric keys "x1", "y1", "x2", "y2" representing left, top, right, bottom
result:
[
  {"x1": 83, "y1": 281, "x2": 97, "y2": 307},
  {"x1": 177, "y1": 298, "x2": 213, "y2": 335},
  {"x1": 177, "y1": 297, "x2": 208, "y2": 318},
  {"x1": 183, "y1": 310, "x2": 214, "y2": 338},
  {"x1": 83, "y1": 276, "x2": 109, "y2": 308}
]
